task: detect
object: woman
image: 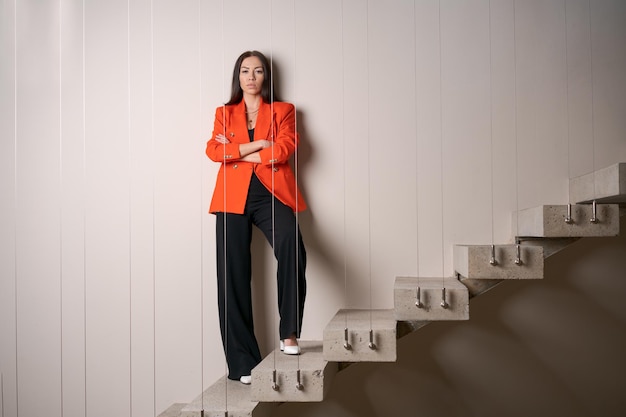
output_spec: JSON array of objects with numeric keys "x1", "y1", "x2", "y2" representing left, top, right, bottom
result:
[{"x1": 206, "y1": 51, "x2": 307, "y2": 385}]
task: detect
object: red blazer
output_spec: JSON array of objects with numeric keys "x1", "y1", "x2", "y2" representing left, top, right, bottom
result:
[{"x1": 206, "y1": 99, "x2": 307, "y2": 214}]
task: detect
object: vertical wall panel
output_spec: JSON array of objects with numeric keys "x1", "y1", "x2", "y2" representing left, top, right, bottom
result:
[
  {"x1": 441, "y1": 0, "x2": 492, "y2": 267},
  {"x1": 514, "y1": 0, "x2": 538, "y2": 210},
  {"x1": 84, "y1": 0, "x2": 131, "y2": 415},
  {"x1": 0, "y1": 0, "x2": 17, "y2": 415},
  {"x1": 415, "y1": 0, "x2": 444, "y2": 277},
  {"x1": 368, "y1": 0, "x2": 418, "y2": 301},
  {"x1": 15, "y1": 0, "x2": 62, "y2": 416},
  {"x1": 200, "y1": 0, "x2": 226, "y2": 390},
  {"x1": 340, "y1": 0, "x2": 370, "y2": 308},
  {"x1": 566, "y1": 0, "x2": 594, "y2": 178},
  {"x1": 129, "y1": 0, "x2": 155, "y2": 415},
  {"x1": 516, "y1": 0, "x2": 569, "y2": 209},
  {"x1": 490, "y1": 0, "x2": 519, "y2": 242},
  {"x1": 153, "y1": 0, "x2": 202, "y2": 410},
  {"x1": 590, "y1": 0, "x2": 626, "y2": 169},
  {"x1": 533, "y1": 0, "x2": 569, "y2": 204},
  {"x1": 60, "y1": 0, "x2": 87, "y2": 415},
  {"x1": 271, "y1": 0, "x2": 297, "y2": 100}
]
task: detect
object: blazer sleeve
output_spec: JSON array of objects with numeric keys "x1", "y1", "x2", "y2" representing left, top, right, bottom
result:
[
  {"x1": 205, "y1": 106, "x2": 242, "y2": 162},
  {"x1": 257, "y1": 103, "x2": 298, "y2": 166}
]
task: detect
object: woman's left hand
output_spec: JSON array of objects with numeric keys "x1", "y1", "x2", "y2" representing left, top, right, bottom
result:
[{"x1": 215, "y1": 133, "x2": 230, "y2": 144}]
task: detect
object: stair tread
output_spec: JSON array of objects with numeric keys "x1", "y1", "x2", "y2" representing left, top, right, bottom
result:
[
  {"x1": 516, "y1": 204, "x2": 620, "y2": 238},
  {"x1": 395, "y1": 276, "x2": 467, "y2": 289},
  {"x1": 570, "y1": 162, "x2": 626, "y2": 204},
  {"x1": 252, "y1": 340, "x2": 328, "y2": 371},
  {"x1": 180, "y1": 375, "x2": 273, "y2": 417},
  {"x1": 325, "y1": 308, "x2": 396, "y2": 330}
]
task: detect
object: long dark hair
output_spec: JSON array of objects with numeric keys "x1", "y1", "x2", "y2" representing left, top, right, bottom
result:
[{"x1": 225, "y1": 50, "x2": 280, "y2": 105}]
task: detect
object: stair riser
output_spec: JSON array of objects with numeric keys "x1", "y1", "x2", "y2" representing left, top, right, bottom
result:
[
  {"x1": 251, "y1": 362, "x2": 337, "y2": 403},
  {"x1": 323, "y1": 329, "x2": 397, "y2": 362},
  {"x1": 454, "y1": 245, "x2": 544, "y2": 279},
  {"x1": 323, "y1": 309, "x2": 397, "y2": 363},
  {"x1": 395, "y1": 288, "x2": 469, "y2": 321},
  {"x1": 250, "y1": 341, "x2": 333, "y2": 403},
  {"x1": 517, "y1": 204, "x2": 620, "y2": 238},
  {"x1": 394, "y1": 277, "x2": 470, "y2": 321}
]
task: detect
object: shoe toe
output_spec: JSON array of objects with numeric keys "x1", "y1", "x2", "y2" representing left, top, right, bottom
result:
[
  {"x1": 283, "y1": 345, "x2": 301, "y2": 355},
  {"x1": 240, "y1": 375, "x2": 251, "y2": 385}
]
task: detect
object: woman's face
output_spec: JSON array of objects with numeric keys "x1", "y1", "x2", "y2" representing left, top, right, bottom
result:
[{"x1": 239, "y1": 56, "x2": 265, "y2": 97}]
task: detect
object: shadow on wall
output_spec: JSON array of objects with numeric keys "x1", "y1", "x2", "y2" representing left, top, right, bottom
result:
[
  {"x1": 272, "y1": 219, "x2": 626, "y2": 417},
  {"x1": 291, "y1": 108, "x2": 363, "y2": 307}
]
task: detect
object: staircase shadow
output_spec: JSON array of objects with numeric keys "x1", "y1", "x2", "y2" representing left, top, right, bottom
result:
[{"x1": 270, "y1": 219, "x2": 626, "y2": 417}]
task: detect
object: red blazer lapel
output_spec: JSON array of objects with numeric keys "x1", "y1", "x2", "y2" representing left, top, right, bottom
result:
[
  {"x1": 221, "y1": 101, "x2": 248, "y2": 143},
  {"x1": 254, "y1": 100, "x2": 273, "y2": 141}
]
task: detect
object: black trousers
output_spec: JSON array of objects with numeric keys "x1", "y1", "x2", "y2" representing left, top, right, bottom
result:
[{"x1": 216, "y1": 174, "x2": 307, "y2": 380}]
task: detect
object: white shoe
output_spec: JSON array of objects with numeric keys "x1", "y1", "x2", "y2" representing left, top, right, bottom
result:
[
  {"x1": 240, "y1": 375, "x2": 251, "y2": 385},
  {"x1": 280, "y1": 340, "x2": 301, "y2": 355}
]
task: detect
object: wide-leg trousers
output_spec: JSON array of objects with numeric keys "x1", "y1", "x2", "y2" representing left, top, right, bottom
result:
[{"x1": 216, "y1": 174, "x2": 307, "y2": 380}]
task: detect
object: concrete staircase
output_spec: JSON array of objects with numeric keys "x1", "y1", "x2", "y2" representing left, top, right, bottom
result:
[{"x1": 161, "y1": 162, "x2": 625, "y2": 417}]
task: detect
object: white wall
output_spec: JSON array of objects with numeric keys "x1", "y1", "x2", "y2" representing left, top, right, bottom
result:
[{"x1": 0, "y1": 0, "x2": 625, "y2": 416}]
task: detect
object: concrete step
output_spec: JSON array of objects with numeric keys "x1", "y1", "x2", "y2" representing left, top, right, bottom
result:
[
  {"x1": 394, "y1": 277, "x2": 469, "y2": 321},
  {"x1": 323, "y1": 309, "x2": 397, "y2": 363},
  {"x1": 453, "y1": 244, "x2": 543, "y2": 279},
  {"x1": 179, "y1": 375, "x2": 275, "y2": 417},
  {"x1": 516, "y1": 204, "x2": 620, "y2": 238},
  {"x1": 570, "y1": 162, "x2": 626, "y2": 204},
  {"x1": 251, "y1": 340, "x2": 336, "y2": 403},
  {"x1": 158, "y1": 403, "x2": 186, "y2": 417}
]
